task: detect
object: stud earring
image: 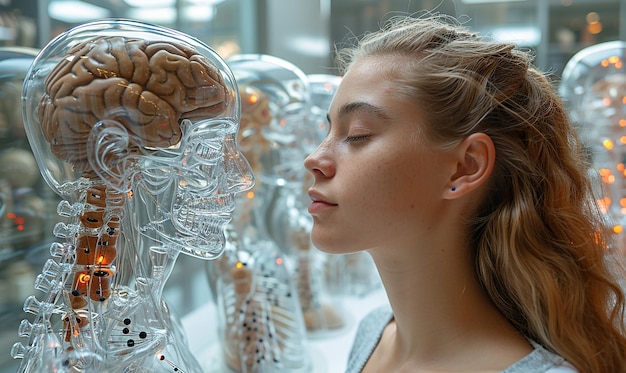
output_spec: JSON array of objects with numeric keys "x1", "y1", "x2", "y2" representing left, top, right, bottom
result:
[{"x1": 451, "y1": 187, "x2": 456, "y2": 192}]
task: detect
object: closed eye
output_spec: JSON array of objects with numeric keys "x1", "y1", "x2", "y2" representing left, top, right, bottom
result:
[{"x1": 344, "y1": 135, "x2": 371, "y2": 143}]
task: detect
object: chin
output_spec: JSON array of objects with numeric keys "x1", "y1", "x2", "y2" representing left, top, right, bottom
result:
[{"x1": 310, "y1": 234, "x2": 362, "y2": 255}]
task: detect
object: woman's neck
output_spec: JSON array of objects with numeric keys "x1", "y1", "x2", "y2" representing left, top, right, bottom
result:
[{"x1": 367, "y1": 239, "x2": 532, "y2": 371}]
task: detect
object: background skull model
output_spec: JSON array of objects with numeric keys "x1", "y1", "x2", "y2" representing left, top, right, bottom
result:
[
  {"x1": 11, "y1": 19, "x2": 253, "y2": 372},
  {"x1": 208, "y1": 55, "x2": 313, "y2": 373}
]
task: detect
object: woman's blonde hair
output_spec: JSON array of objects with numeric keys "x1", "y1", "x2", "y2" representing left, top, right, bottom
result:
[{"x1": 337, "y1": 14, "x2": 626, "y2": 372}]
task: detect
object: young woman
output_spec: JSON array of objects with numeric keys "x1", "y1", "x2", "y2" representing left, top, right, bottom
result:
[{"x1": 304, "y1": 14, "x2": 626, "y2": 373}]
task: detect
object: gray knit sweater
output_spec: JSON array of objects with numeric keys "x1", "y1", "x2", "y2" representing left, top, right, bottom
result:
[{"x1": 346, "y1": 306, "x2": 578, "y2": 373}]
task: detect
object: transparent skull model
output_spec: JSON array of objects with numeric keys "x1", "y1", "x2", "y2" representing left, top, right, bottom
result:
[
  {"x1": 215, "y1": 55, "x2": 343, "y2": 366},
  {"x1": 559, "y1": 41, "x2": 626, "y2": 252},
  {"x1": 208, "y1": 54, "x2": 313, "y2": 372},
  {"x1": 11, "y1": 19, "x2": 253, "y2": 372}
]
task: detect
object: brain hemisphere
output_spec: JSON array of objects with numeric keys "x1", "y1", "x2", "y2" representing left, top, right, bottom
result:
[{"x1": 39, "y1": 36, "x2": 228, "y2": 171}]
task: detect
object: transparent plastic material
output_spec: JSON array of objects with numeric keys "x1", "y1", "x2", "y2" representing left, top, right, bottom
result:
[
  {"x1": 307, "y1": 74, "x2": 340, "y2": 147},
  {"x1": 207, "y1": 54, "x2": 312, "y2": 372},
  {"x1": 12, "y1": 19, "x2": 253, "y2": 372},
  {"x1": 212, "y1": 226, "x2": 311, "y2": 373},
  {"x1": 226, "y1": 54, "x2": 314, "y2": 186},
  {"x1": 266, "y1": 74, "x2": 347, "y2": 333},
  {"x1": 227, "y1": 56, "x2": 346, "y2": 339},
  {"x1": 306, "y1": 74, "x2": 381, "y2": 297},
  {"x1": 559, "y1": 41, "x2": 626, "y2": 250}
]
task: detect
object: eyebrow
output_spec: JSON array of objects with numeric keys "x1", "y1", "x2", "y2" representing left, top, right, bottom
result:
[{"x1": 327, "y1": 101, "x2": 391, "y2": 124}]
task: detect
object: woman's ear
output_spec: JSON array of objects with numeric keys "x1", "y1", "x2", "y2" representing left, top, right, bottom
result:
[{"x1": 443, "y1": 132, "x2": 495, "y2": 199}]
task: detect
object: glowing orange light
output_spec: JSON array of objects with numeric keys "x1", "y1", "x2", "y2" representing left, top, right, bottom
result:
[
  {"x1": 620, "y1": 198, "x2": 626, "y2": 207},
  {"x1": 602, "y1": 139, "x2": 614, "y2": 150},
  {"x1": 599, "y1": 168, "x2": 612, "y2": 176},
  {"x1": 247, "y1": 191, "x2": 255, "y2": 199},
  {"x1": 587, "y1": 21, "x2": 603, "y2": 35},
  {"x1": 602, "y1": 98, "x2": 611, "y2": 106},
  {"x1": 17, "y1": 226, "x2": 24, "y2": 231},
  {"x1": 248, "y1": 95, "x2": 258, "y2": 104},
  {"x1": 601, "y1": 59, "x2": 610, "y2": 67},
  {"x1": 15, "y1": 217, "x2": 25, "y2": 224},
  {"x1": 7, "y1": 212, "x2": 15, "y2": 219},
  {"x1": 620, "y1": 119, "x2": 626, "y2": 126},
  {"x1": 235, "y1": 261, "x2": 243, "y2": 269},
  {"x1": 614, "y1": 225, "x2": 623, "y2": 234},
  {"x1": 275, "y1": 257, "x2": 284, "y2": 265},
  {"x1": 78, "y1": 273, "x2": 91, "y2": 284},
  {"x1": 609, "y1": 55, "x2": 620, "y2": 64},
  {"x1": 97, "y1": 256, "x2": 105, "y2": 265},
  {"x1": 618, "y1": 164, "x2": 625, "y2": 171},
  {"x1": 608, "y1": 175, "x2": 616, "y2": 184},
  {"x1": 617, "y1": 61, "x2": 623, "y2": 69}
]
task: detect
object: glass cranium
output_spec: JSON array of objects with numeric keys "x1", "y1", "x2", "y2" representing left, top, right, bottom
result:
[
  {"x1": 559, "y1": 41, "x2": 626, "y2": 250},
  {"x1": 12, "y1": 19, "x2": 253, "y2": 372},
  {"x1": 307, "y1": 74, "x2": 341, "y2": 148},
  {"x1": 226, "y1": 54, "x2": 314, "y2": 186}
]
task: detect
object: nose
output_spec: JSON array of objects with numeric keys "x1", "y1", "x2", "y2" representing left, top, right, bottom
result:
[
  {"x1": 304, "y1": 140, "x2": 335, "y2": 179},
  {"x1": 224, "y1": 134, "x2": 255, "y2": 193}
]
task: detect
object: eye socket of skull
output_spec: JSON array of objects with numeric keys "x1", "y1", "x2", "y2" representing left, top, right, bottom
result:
[{"x1": 22, "y1": 19, "x2": 246, "y2": 198}]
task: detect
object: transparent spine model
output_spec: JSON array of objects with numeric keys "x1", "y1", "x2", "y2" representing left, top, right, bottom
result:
[{"x1": 11, "y1": 19, "x2": 253, "y2": 372}]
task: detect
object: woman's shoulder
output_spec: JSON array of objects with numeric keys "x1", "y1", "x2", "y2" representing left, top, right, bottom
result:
[
  {"x1": 544, "y1": 364, "x2": 578, "y2": 373},
  {"x1": 503, "y1": 340, "x2": 578, "y2": 373},
  {"x1": 345, "y1": 305, "x2": 393, "y2": 373}
]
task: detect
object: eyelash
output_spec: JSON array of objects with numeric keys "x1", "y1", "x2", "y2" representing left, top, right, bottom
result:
[{"x1": 344, "y1": 135, "x2": 371, "y2": 143}]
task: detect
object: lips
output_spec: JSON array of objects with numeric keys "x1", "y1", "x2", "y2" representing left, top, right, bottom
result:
[{"x1": 307, "y1": 190, "x2": 337, "y2": 214}]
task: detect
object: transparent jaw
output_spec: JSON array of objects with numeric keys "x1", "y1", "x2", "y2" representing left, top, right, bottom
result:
[{"x1": 136, "y1": 119, "x2": 254, "y2": 258}]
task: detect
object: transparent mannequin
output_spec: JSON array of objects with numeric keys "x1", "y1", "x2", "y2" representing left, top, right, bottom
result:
[
  {"x1": 307, "y1": 74, "x2": 381, "y2": 298},
  {"x1": 208, "y1": 55, "x2": 312, "y2": 372},
  {"x1": 559, "y1": 41, "x2": 626, "y2": 253},
  {"x1": 232, "y1": 60, "x2": 347, "y2": 335},
  {"x1": 11, "y1": 19, "x2": 253, "y2": 372}
]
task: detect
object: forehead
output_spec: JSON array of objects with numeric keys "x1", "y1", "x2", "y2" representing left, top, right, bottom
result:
[
  {"x1": 330, "y1": 57, "x2": 417, "y2": 119},
  {"x1": 333, "y1": 57, "x2": 402, "y2": 101}
]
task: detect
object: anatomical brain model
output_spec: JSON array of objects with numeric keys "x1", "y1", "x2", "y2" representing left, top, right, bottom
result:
[{"x1": 11, "y1": 19, "x2": 253, "y2": 372}]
